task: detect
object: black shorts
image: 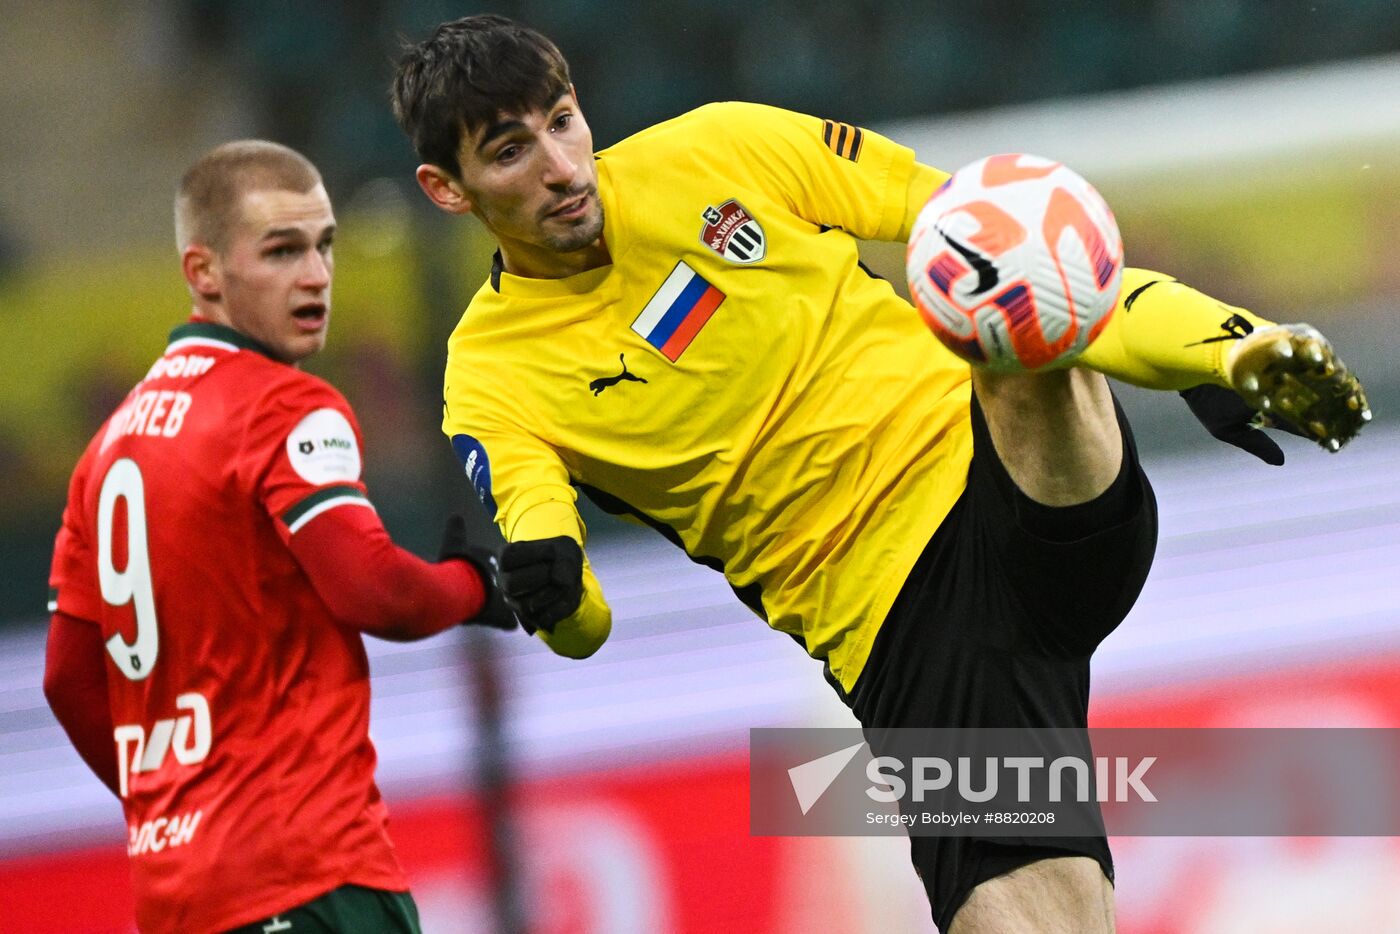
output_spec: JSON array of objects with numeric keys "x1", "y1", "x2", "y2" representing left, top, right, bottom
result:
[
  {"x1": 847, "y1": 392, "x2": 1158, "y2": 932},
  {"x1": 224, "y1": 884, "x2": 422, "y2": 934}
]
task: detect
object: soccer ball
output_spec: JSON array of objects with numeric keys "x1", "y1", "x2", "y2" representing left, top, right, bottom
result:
[{"x1": 905, "y1": 153, "x2": 1124, "y2": 372}]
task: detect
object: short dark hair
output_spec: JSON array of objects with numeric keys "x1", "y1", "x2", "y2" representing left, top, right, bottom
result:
[
  {"x1": 392, "y1": 14, "x2": 572, "y2": 178},
  {"x1": 175, "y1": 140, "x2": 322, "y2": 253}
]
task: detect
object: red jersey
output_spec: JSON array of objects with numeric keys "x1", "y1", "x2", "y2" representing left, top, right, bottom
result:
[{"x1": 48, "y1": 320, "x2": 409, "y2": 933}]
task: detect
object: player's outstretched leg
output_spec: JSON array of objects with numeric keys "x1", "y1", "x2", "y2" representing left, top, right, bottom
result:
[
  {"x1": 949, "y1": 856, "x2": 1114, "y2": 934},
  {"x1": 1226, "y1": 323, "x2": 1372, "y2": 452},
  {"x1": 1074, "y1": 271, "x2": 1372, "y2": 457},
  {"x1": 972, "y1": 367, "x2": 1122, "y2": 508},
  {"x1": 954, "y1": 367, "x2": 1125, "y2": 933}
]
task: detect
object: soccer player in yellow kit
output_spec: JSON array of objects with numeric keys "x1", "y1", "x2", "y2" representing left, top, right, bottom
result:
[{"x1": 392, "y1": 16, "x2": 1370, "y2": 932}]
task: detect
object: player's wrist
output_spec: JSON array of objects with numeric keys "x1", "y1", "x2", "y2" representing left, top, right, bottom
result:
[
  {"x1": 436, "y1": 516, "x2": 516, "y2": 630},
  {"x1": 497, "y1": 536, "x2": 585, "y2": 635}
]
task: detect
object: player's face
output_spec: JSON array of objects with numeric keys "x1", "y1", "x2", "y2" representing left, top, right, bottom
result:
[
  {"x1": 212, "y1": 186, "x2": 336, "y2": 364},
  {"x1": 454, "y1": 91, "x2": 603, "y2": 269}
]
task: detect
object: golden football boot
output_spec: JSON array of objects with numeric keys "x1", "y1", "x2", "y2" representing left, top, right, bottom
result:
[{"x1": 1226, "y1": 323, "x2": 1372, "y2": 452}]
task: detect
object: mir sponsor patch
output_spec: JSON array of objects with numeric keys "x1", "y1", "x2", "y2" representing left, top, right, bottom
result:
[{"x1": 286, "y1": 408, "x2": 361, "y2": 484}]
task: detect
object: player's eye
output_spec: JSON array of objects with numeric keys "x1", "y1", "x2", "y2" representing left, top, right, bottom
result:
[
  {"x1": 552, "y1": 112, "x2": 572, "y2": 132},
  {"x1": 266, "y1": 244, "x2": 299, "y2": 259},
  {"x1": 494, "y1": 144, "x2": 522, "y2": 164}
]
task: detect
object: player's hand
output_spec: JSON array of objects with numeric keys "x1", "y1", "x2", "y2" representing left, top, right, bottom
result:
[
  {"x1": 437, "y1": 515, "x2": 517, "y2": 630},
  {"x1": 1179, "y1": 384, "x2": 1303, "y2": 466},
  {"x1": 496, "y1": 537, "x2": 584, "y2": 635}
]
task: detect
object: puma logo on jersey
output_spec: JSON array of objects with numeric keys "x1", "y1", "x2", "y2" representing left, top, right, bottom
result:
[{"x1": 590, "y1": 354, "x2": 648, "y2": 396}]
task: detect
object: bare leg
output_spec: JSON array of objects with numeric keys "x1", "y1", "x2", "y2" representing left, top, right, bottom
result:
[
  {"x1": 949, "y1": 856, "x2": 1115, "y2": 934},
  {"x1": 951, "y1": 368, "x2": 1122, "y2": 932},
  {"x1": 971, "y1": 367, "x2": 1121, "y2": 508}
]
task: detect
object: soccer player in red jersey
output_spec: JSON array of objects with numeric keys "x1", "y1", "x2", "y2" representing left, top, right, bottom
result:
[{"x1": 43, "y1": 140, "x2": 506, "y2": 934}]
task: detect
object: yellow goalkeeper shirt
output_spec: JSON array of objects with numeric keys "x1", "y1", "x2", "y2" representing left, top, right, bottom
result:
[{"x1": 443, "y1": 101, "x2": 972, "y2": 692}]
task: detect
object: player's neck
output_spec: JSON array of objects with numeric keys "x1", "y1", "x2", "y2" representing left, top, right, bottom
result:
[{"x1": 497, "y1": 237, "x2": 610, "y2": 281}]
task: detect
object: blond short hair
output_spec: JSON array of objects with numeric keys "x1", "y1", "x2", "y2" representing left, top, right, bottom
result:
[{"x1": 175, "y1": 140, "x2": 322, "y2": 253}]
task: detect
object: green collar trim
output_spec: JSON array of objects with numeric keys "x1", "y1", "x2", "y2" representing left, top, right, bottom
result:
[{"x1": 166, "y1": 321, "x2": 276, "y2": 359}]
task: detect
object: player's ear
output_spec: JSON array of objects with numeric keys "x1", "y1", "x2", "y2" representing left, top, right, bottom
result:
[
  {"x1": 415, "y1": 164, "x2": 474, "y2": 216},
  {"x1": 182, "y1": 244, "x2": 221, "y2": 301}
]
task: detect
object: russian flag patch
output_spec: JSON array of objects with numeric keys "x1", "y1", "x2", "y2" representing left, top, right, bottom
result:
[{"x1": 632, "y1": 262, "x2": 725, "y2": 362}]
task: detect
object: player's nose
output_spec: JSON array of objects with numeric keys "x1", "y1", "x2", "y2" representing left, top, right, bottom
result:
[
  {"x1": 539, "y1": 137, "x2": 578, "y2": 187},
  {"x1": 299, "y1": 250, "x2": 331, "y2": 290}
]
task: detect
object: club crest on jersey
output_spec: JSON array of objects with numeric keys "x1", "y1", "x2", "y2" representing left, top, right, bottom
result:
[{"x1": 701, "y1": 199, "x2": 766, "y2": 264}]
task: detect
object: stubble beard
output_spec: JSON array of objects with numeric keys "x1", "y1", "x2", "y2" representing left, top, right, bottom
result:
[{"x1": 542, "y1": 200, "x2": 605, "y2": 254}]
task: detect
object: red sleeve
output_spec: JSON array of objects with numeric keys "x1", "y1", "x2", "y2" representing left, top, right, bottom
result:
[
  {"x1": 238, "y1": 375, "x2": 372, "y2": 536},
  {"x1": 43, "y1": 612, "x2": 120, "y2": 798},
  {"x1": 238, "y1": 374, "x2": 484, "y2": 637},
  {"x1": 49, "y1": 444, "x2": 103, "y2": 622},
  {"x1": 288, "y1": 492, "x2": 487, "y2": 640}
]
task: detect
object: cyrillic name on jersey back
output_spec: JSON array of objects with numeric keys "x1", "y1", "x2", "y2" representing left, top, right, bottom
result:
[{"x1": 99, "y1": 353, "x2": 216, "y2": 452}]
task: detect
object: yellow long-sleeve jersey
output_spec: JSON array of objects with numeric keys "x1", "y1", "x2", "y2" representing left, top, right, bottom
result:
[{"x1": 442, "y1": 101, "x2": 1256, "y2": 691}]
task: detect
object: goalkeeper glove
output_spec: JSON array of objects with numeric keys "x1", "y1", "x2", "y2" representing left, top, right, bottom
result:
[
  {"x1": 1179, "y1": 384, "x2": 1304, "y2": 467},
  {"x1": 496, "y1": 537, "x2": 584, "y2": 635},
  {"x1": 437, "y1": 515, "x2": 516, "y2": 630}
]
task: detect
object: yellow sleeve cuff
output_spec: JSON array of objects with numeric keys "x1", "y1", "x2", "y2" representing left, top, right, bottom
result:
[
  {"x1": 510, "y1": 501, "x2": 612, "y2": 658},
  {"x1": 537, "y1": 565, "x2": 611, "y2": 658},
  {"x1": 510, "y1": 499, "x2": 583, "y2": 543}
]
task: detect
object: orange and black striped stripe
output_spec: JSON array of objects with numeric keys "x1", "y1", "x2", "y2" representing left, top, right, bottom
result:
[{"x1": 821, "y1": 119, "x2": 864, "y2": 162}]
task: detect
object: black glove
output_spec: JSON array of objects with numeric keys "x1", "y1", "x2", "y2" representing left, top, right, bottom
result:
[
  {"x1": 437, "y1": 515, "x2": 516, "y2": 630},
  {"x1": 496, "y1": 537, "x2": 585, "y2": 635},
  {"x1": 1179, "y1": 384, "x2": 1304, "y2": 467}
]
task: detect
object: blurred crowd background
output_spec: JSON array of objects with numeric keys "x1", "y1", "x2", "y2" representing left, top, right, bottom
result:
[{"x1": 3, "y1": 5, "x2": 1400, "y2": 931}]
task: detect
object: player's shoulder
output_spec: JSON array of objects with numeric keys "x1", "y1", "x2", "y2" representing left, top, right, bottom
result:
[
  {"x1": 234, "y1": 363, "x2": 364, "y2": 484},
  {"x1": 195, "y1": 346, "x2": 359, "y2": 458},
  {"x1": 252, "y1": 364, "x2": 355, "y2": 425},
  {"x1": 66, "y1": 423, "x2": 107, "y2": 490},
  {"x1": 453, "y1": 278, "x2": 508, "y2": 345},
  {"x1": 604, "y1": 102, "x2": 806, "y2": 158},
  {"x1": 262, "y1": 361, "x2": 345, "y2": 402}
]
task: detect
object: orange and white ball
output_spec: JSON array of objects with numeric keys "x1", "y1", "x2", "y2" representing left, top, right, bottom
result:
[{"x1": 906, "y1": 153, "x2": 1124, "y2": 372}]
